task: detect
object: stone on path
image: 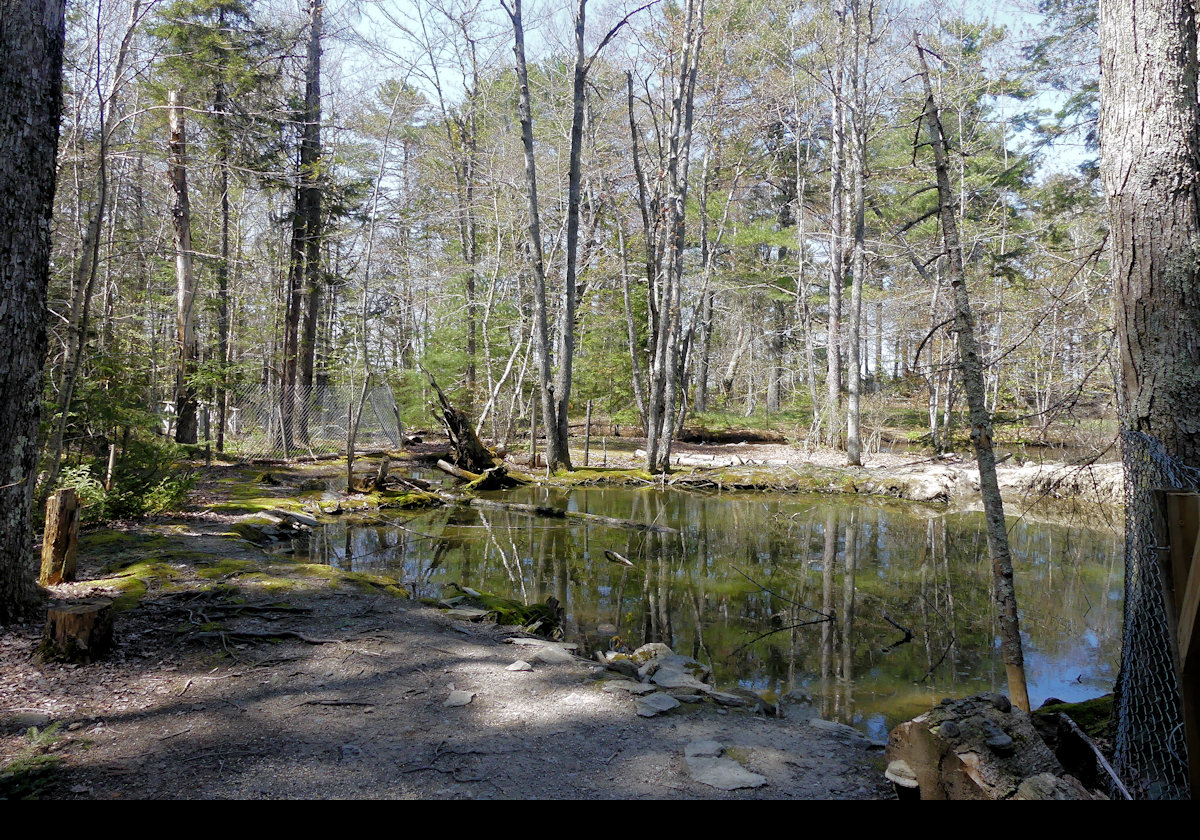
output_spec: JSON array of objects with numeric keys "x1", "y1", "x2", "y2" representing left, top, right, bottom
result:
[
  {"x1": 444, "y1": 689, "x2": 476, "y2": 707},
  {"x1": 684, "y1": 743, "x2": 768, "y2": 791},
  {"x1": 505, "y1": 660, "x2": 533, "y2": 672},
  {"x1": 529, "y1": 645, "x2": 574, "y2": 664},
  {"x1": 602, "y1": 679, "x2": 657, "y2": 696},
  {"x1": 635, "y1": 692, "x2": 680, "y2": 717}
]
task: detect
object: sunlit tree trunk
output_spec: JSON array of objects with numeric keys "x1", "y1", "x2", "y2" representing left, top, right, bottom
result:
[
  {"x1": 168, "y1": 90, "x2": 199, "y2": 445},
  {"x1": 916, "y1": 36, "x2": 1029, "y2": 711}
]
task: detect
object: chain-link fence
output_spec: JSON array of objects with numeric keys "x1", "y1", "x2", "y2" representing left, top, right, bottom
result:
[
  {"x1": 1115, "y1": 429, "x2": 1196, "y2": 799},
  {"x1": 212, "y1": 381, "x2": 402, "y2": 462}
]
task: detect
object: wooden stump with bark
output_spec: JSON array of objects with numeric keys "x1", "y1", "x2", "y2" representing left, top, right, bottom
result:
[
  {"x1": 39, "y1": 487, "x2": 79, "y2": 586},
  {"x1": 39, "y1": 598, "x2": 114, "y2": 664}
]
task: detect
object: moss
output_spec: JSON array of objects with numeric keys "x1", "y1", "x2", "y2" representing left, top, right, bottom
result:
[
  {"x1": 82, "y1": 560, "x2": 182, "y2": 610},
  {"x1": 205, "y1": 496, "x2": 306, "y2": 515},
  {"x1": 1034, "y1": 694, "x2": 1114, "y2": 740},
  {"x1": 196, "y1": 558, "x2": 258, "y2": 579}
]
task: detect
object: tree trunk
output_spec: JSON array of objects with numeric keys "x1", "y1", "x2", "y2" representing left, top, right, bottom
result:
[
  {"x1": 916, "y1": 36, "x2": 1029, "y2": 712},
  {"x1": 0, "y1": 0, "x2": 66, "y2": 623},
  {"x1": 507, "y1": 0, "x2": 568, "y2": 471},
  {"x1": 168, "y1": 90, "x2": 199, "y2": 445},
  {"x1": 297, "y1": 0, "x2": 323, "y2": 443},
  {"x1": 1101, "y1": 0, "x2": 1200, "y2": 461}
]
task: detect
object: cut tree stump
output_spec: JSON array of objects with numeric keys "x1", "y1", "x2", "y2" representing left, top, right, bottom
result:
[
  {"x1": 39, "y1": 598, "x2": 114, "y2": 663},
  {"x1": 39, "y1": 487, "x2": 80, "y2": 586}
]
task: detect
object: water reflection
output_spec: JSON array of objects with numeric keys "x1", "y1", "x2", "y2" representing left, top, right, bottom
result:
[{"x1": 289, "y1": 486, "x2": 1123, "y2": 732}]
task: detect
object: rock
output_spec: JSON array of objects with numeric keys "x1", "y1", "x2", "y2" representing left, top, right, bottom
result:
[
  {"x1": 605, "y1": 659, "x2": 639, "y2": 680},
  {"x1": 685, "y1": 739, "x2": 724, "y2": 758},
  {"x1": 529, "y1": 645, "x2": 574, "y2": 664},
  {"x1": 809, "y1": 718, "x2": 872, "y2": 745},
  {"x1": 651, "y1": 668, "x2": 709, "y2": 692},
  {"x1": 634, "y1": 692, "x2": 680, "y2": 717},
  {"x1": 685, "y1": 755, "x2": 768, "y2": 791},
  {"x1": 602, "y1": 680, "x2": 657, "y2": 696},
  {"x1": 665, "y1": 691, "x2": 704, "y2": 703},
  {"x1": 444, "y1": 690, "x2": 476, "y2": 707},
  {"x1": 506, "y1": 660, "x2": 533, "y2": 672},
  {"x1": 630, "y1": 642, "x2": 673, "y2": 664},
  {"x1": 704, "y1": 690, "x2": 752, "y2": 708},
  {"x1": 504, "y1": 637, "x2": 577, "y2": 650}
]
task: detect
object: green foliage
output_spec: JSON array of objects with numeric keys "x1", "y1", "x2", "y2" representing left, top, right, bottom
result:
[
  {"x1": 0, "y1": 725, "x2": 64, "y2": 800},
  {"x1": 57, "y1": 452, "x2": 197, "y2": 523}
]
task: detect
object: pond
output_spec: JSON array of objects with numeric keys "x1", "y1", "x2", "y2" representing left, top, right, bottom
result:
[{"x1": 287, "y1": 483, "x2": 1123, "y2": 741}]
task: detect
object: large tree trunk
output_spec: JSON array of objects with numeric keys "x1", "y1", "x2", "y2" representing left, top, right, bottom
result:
[
  {"x1": 168, "y1": 90, "x2": 199, "y2": 445},
  {"x1": 1101, "y1": 0, "x2": 1200, "y2": 459},
  {"x1": 1100, "y1": 0, "x2": 1200, "y2": 798},
  {"x1": 916, "y1": 36, "x2": 1029, "y2": 712},
  {"x1": 0, "y1": 0, "x2": 66, "y2": 623}
]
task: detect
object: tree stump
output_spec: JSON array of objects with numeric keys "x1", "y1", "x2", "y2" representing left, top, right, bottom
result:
[
  {"x1": 38, "y1": 487, "x2": 79, "y2": 586},
  {"x1": 39, "y1": 598, "x2": 114, "y2": 663}
]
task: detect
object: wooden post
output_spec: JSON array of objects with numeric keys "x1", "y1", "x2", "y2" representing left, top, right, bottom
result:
[
  {"x1": 39, "y1": 488, "x2": 80, "y2": 586},
  {"x1": 1161, "y1": 490, "x2": 1200, "y2": 796},
  {"x1": 603, "y1": 436, "x2": 607, "y2": 466},
  {"x1": 584, "y1": 399, "x2": 592, "y2": 467},
  {"x1": 529, "y1": 388, "x2": 537, "y2": 463}
]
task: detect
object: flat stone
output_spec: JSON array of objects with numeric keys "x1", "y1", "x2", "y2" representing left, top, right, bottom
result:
[
  {"x1": 938, "y1": 720, "x2": 961, "y2": 739},
  {"x1": 986, "y1": 732, "x2": 1015, "y2": 755},
  {"x1": 809, "y1": 718, "x2": 871, "y2": 744},
  {"x1": 504, "y1": 637, "x2": 577, "y2": 650},
  {"x1": 603, "y1": 680, "x2": 657, "y2": 696},
  {"x1": 444, "y1": 608, "x2": 488, "y2": 620},
  {"x1": 506, "y1": 660, "x2": 533, "y2": 672},
  {"x1": 635, "y1": 692, "x2": 680, "y2": 717},
  {"x1": 704, "y1": 690, "x2": 751, "y2": 708},
  {"x1": 685, "y1": 739, "x2": 724, "y2": 758},
  {"x1": 530, "y1": 645, "x2": 574, "y2": 664},
  {"x1": 685, "y1": 756, "x2": 767, "y2": 790},
  {"x1": 665, "y1": 691, "x2": 704, "y2": 703},
  {"x1": 651, "y1": 669, "x2": 708, "y2": 691},
  {"x1": 444, "y1": 690, "x2": 476, "y2": 707},
  {"x1": 605, "y1": 659, "x2": 639, "y2": 679}
]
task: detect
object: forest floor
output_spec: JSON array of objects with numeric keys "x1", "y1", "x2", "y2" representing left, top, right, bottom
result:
[{"x1": 0, "y1": 436, "x2": 1116, "y2": 800}]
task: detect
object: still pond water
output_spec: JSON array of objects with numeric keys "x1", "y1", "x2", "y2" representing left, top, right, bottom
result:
[{"x1": 290, "y1": 482, "x2": 1122, "y2": 741}]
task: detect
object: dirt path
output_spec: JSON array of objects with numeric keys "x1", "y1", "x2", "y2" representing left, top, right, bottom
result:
[{"x1": 1, "y1": 478, "x2": 892, "y2": 799}]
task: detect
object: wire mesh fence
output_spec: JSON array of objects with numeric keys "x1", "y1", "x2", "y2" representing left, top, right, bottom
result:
[
  {"x1": 213, "y1": 381, "x2": 402, "y2": 462},
  {"x1": 1115, "y1": 429, "x2": 1196, "y2": 799}
]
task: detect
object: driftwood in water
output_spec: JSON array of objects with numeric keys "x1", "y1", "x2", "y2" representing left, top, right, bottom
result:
[
  {"x1": 436, "y1": 460, "x2": 530, "y2": 492},
  {"x1": 441, "y1": 494, "x2": 678, "y2": 534},
  {"x1": 422, "y1": 366, "x2": 496, "y2": 471},
  {"x1": 39, "y1": 598, "x2": 114, "y2": 663},
  {"x1": 39, "y1": 488, "x2": 80, "y2": 586}
]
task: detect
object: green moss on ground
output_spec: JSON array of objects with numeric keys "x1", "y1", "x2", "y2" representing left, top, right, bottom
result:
[{"x1": 0, "y1": 725, "x2": 64, "y2": 800}]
